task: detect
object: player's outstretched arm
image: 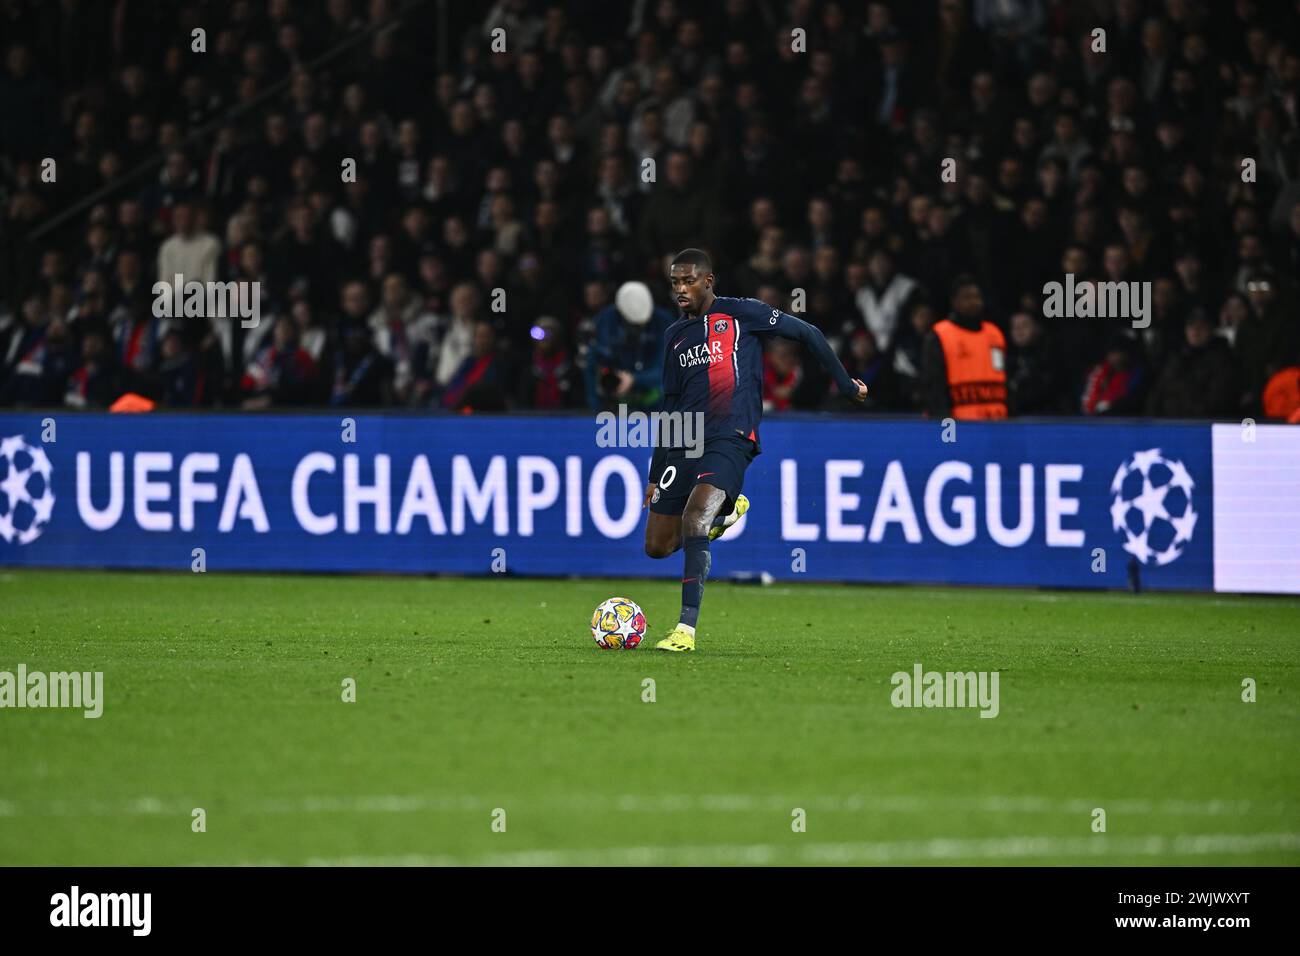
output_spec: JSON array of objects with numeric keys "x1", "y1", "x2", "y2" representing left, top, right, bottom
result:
[{"x1": 750, "y1": 303, "x2": 869, "y2": 403}]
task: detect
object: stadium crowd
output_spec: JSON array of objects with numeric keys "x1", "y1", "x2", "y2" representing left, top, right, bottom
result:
[{"x1": 1, "y1": 0, "x2": 1298, "y2": 419}]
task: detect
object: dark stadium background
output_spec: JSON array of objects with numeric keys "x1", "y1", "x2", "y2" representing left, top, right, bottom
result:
[
  {"x1": 1, "y1": 0, "x2": 1298, "y2": 881},
  {"x1": 2, "y1": 0, "x2": 1297, "y2": 420}
]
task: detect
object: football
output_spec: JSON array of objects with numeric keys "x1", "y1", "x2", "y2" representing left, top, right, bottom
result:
[{"x1": 590, "y1": 597, "x2": 647, "y2": 649}]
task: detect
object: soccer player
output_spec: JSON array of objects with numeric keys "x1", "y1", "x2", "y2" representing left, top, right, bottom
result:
[{"x1": 643, "y1": 248, "x2": 868, "y2": 651}]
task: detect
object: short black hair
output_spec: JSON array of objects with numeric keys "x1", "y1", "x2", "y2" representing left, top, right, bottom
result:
[
  {"x1": 950, "y1": 273, "x2": 980, "y2": 299},
  {"x1": 671, "y1": 248, "x2": 713, "y2": 274}
]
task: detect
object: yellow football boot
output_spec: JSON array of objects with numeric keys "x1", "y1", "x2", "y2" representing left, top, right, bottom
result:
[
  {"x1": 654, "y1": 625, "x2": 696, "y2": 652},
  {"x1": 709, "y1": 494, "x2": 749, "y2": 542}
]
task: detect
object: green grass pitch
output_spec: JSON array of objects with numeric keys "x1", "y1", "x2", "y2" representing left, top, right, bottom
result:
[{"x1": 1, "y1": 569, "x2": 1297, "y2": 866}]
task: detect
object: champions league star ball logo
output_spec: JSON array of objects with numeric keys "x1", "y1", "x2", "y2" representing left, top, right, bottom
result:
[
  {"x1": 0, "y1": 435, "x2": 55, "y2": 545},
  {"x1": 1109, "y1": 448, "x2": 1197, "y2": 566}
]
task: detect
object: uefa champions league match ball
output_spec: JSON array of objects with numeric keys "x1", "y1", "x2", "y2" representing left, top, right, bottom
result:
[{"x1": 590, "y1": 597, "x2": 647, "y2": 650}]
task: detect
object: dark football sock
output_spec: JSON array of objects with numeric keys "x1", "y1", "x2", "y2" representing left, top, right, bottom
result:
[{"x1": 679, "y1": 535, "x2": 711, "y2": 629}]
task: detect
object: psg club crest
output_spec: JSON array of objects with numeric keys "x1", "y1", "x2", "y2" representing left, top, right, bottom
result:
[{"x1": 713, "y1": 319, "x2": 728, "y2": 333}]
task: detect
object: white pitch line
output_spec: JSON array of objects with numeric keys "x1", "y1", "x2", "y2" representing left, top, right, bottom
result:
[
  {"x1": 285, "y1": 832, "x2": 1300, "y2": 867},
  {"x1": 4, "y1": 793, "x2": 1293, "y2": 819}
]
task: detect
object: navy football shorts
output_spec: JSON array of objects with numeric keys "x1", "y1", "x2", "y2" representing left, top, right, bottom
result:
[{"x1": 649, "y1": 436, "x2": 757, "y2": 516}]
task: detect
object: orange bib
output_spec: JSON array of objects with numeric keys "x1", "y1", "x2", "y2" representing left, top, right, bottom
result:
[{"x1": 932, "y1": 318, "x2": 1008, "y2": 420}]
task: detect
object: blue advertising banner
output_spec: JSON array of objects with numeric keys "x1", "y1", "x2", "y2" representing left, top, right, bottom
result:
[{"x1": 0, "y1": 413, "x2": 1218, "y2": 591}]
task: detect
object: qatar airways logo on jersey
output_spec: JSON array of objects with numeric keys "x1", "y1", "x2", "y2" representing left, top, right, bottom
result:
[{"x1": 679, "y1": 339, "x2": 725, "y2": 369}]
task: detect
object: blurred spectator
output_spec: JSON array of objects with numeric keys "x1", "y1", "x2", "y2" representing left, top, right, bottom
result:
[
  {"x1": 584, "y1": 281, "x2": 670, "y2": 412},
  {"x1": 158, "y1": 328, "x2": 207, "y2": 407},
  {"x1": 1, "y1": 298, "x2": 76, "y2": 406},
  {"x1": 519, "y1": 317, "x2": 582, "y2": 410},
  {"x1": 892, "y1": 300, "x2": 938, "y2": 410},
  {"x1": 1235, "y1": 270, "x2": 1299, "y2": 412},
  {"x1": 442, "y1": 320, "x2": 507, "y2": 412},
  {"x1": 839, "y1": 328, "x2": 899, "y2": 411},
  {"x1": 637, "y1": 151, "x2": 722, "y2": 261},
  {"x1": 241, "y1": 316, "x2": 319, "y2": 408},
  {"x1": 431, "y1": 282, "x2": 481, "y2": 398},
  {"x1": 1006, "y1": 311, "x2": 1066, "y2": 415},
  {"x1": 367, "y1": 272, "x2": 436, "y2": 404},
  {"x1": 763, "y1": 339, "x2": 803, "y2": 412},
  {"x1": 156, "y1": 202, "x2": 220, "y2": 285},
  {"x1": 1146, "y1": 313, "x2": 1240, "y2": 418},
  {"x1": 1081, "y1": 335, "x2": 1146, "y2": 416},
  {"x1": 855, "y1": 249, "x2": 919, "y2": 352},
  {"x1": 329, "y1": 324, "x2": 391, "y2": 407},
  {"x1": 1, "y1": 0, "x2": 1296, "y2": 421},
  {"x1": 290, "y1": 300, "x2": 328, "y2": 364},
  {"x1": 64, "y1": 329, "x2": 120, "y2": 409},
  {"x1": 921, "y1": 276, "x2": 1008, "y2": 420}
]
